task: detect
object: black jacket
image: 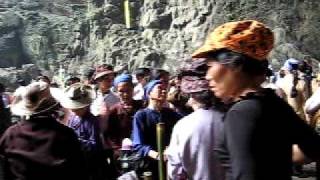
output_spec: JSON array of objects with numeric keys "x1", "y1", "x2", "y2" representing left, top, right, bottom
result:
[{"x1": 215, "y1": 89, "x2": 320, "y2": 180}]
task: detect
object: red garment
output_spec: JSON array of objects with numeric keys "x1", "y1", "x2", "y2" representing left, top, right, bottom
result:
[{"x1": 105, "y1": 100, "x2": 143, "y2": 154}]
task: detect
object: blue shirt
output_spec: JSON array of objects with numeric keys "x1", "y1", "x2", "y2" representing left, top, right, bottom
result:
[
  {"x1": 68, "y1": 111, "x2": 102, "y2": 152},
  {"x1": 132, "y1": 107, "x2": 182, "y2": 157}
]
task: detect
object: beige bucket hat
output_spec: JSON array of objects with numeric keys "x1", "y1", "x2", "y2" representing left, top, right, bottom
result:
[
  {"x1": 11, "y1": 81, "x2": 58, "y2": 116},
  {"x1": 60, "y1": 83, "x2": 95, "y2": 109}
]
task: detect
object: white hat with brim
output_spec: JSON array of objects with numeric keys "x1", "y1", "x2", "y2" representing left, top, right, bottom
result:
[
  {"x1": 60, "y1": 83, "x2": 94, "y2": 109},
  {"x1": 11, "y1": 81, "x2": 57, "y2": 116}
]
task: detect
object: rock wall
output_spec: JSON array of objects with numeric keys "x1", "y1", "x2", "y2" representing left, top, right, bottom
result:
[
  {"x1": 0, "y1": 0, "x2": 87, "y2": 69},
  {"x1": 0, "y1": 0, "x2": 320, "y2": 78}
]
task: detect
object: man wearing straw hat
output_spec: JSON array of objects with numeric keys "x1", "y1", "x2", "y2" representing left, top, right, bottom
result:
[
  {"x1": 0, "y1": 81, "x2": 89, "y2": 180},
  {"x1": 61, "y1": 83, "x2": 115, "y2": 180},
  {"x1": 90, "y1": 64, "x2": 120, "y2": 118}
]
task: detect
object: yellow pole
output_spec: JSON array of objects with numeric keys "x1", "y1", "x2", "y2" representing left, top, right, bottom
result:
[
  {"x1": 124, "y1": 0, "x2": 131, "y2": 29},
  {"x1": 156, "y1": 123, "x2": 165, "y2": 180}
]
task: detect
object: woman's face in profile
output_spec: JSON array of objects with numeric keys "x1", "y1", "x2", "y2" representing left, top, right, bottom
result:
[{"x1": 205, "y1": 61, "x2": 241, "y2": 101}]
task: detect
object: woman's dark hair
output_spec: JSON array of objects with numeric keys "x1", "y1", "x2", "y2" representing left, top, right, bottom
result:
[{"x1": 207, "y1": 49, "x2": 270, "y2": 77}]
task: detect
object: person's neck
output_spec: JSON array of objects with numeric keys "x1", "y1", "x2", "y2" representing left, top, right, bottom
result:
[
  {"x1": 148, "y1": 100, "x2": 163, "y2": 111},
  {"x1": 232, "y1": 86, "x2": 261, "y2": 102},
  {"x1": 122, "y1": 99, "x2": 133, "y2": 106},
  {"x1": 76, "y1": 109, "x2": 90, "y2": 118},
  {"x1": 191, "y1": 102, "x2": 205, "y2": 111},
  {"x1": 139, "y1": 81, "x2": 146, "y2": 87}
]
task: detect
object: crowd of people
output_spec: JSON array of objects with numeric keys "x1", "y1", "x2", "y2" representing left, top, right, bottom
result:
[{"x1": 1, "y1": 20, "x2": 320, "y2": 180}]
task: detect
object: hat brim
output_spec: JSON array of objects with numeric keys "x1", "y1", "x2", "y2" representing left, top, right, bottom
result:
[
  {"x1": 11, "y1": 102, "x2": 34, "y2": 116},
  {"x1": 11, "y1": 100, "x2": 59, "y2": 116},
  {"x1": 60, "y1": 98, "x2": 92, "y2": 109},
  {"x1": 94, "y1": 71, "x2": 114, "y2": 80},
  {"x1": 192, "y1": 44, "x2": 223, "y2": 59}
]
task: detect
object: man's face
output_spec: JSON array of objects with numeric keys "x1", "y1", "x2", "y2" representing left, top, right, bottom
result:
[
  {"x1": 97, "y1": 74, "x2": 114, "y2": 93},
  {"x1": 160, "y1": 74, "x2": 170, "y2": 89},
  {"x1": 116, "y1": 82, "x2": 133, "y2": 103},
  {"x1": 70, "y1": 106, "x2": 88, "y2": 117},
  {"x1": 149, "y1": 84, "x2": 167, "y2": 102}
]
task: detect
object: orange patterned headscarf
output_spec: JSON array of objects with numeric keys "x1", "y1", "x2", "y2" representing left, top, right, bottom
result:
[{"x1": 192, "y1": 20, "x2": 274, "y2": 61}]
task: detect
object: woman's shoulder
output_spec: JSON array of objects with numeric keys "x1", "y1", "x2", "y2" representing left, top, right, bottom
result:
[
  {"x1": 134, "y1": 108, "x2": 149, "y2": 119},
  {"x1": 232, "y1": 89, "x2": 279, "y2": 109},
  {"x1": 228, "y1": 96, "x2": 264, "y2": 119}
]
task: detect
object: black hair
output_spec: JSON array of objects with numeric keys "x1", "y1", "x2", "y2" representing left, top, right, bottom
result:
[
  {"x1": 207, "y1": 49, "x2": 269, "y2": 77},
  {"x1": 135, "y1": 67, "x2": 151, "y2": 78},
  {"x1": 37, "y1": 75, "x2": 50, "y2": 82},
  {"x1": 0, "y1": 83, "x2": 4, "y2": 93},
  {"x1": 17, "y1": 79, "x2": 26, "y2": 86},
  {"x1": 151, "y1": 69, "x2": 170, "y2": 80},
  {"x1": 190, "y1": 90, "x2": 214, "y2": 109},
  {"x1": 84, "y1": 68, "x2": 95, "y2": 79},
  {"x1": 65, "y1": 77, "x2": 81, "y2": 87}
]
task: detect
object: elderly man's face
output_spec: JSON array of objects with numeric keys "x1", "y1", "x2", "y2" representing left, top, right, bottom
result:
[{"x1": 116, "y1": 82, "x2": 133, "y2": 104}]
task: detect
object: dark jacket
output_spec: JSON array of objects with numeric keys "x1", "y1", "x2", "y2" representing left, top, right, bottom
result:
[
  {"x1": 216, "y1": 88, "x2": 320, "y2": 180},
  {"x1": 106, "y1": 100, "x2": 144, "y2": 152},
  {"x1": 0, "y1": 115, "x2": 89, "y2": 180}
]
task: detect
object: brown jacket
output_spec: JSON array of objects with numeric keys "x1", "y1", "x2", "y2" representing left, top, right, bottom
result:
[{"x1": 0, "y1": 115, "x2": 89, "y2": 180}]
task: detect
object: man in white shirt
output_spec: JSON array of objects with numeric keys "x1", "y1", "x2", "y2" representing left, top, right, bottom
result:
[
  {"x1": 133, "y1": 68, "x2": 150, "y2": 100},
  {"x1": 90, "y1": 64, "x2": 120, "y2": 116}
]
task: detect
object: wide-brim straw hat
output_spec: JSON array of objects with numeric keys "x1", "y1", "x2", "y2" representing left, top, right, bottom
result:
[
  {"x1": 192, "y1": 20, "x2": 274, "y2": 61},
  {"x1": 93, "y1": 64, "x2": 115, "y2": 80},
  {"x1": 11, "y1": 81, "x2": 57, "y2": 116},
  {"x1": 60, "y1": 83, "x2": 95, "y2": 109}
]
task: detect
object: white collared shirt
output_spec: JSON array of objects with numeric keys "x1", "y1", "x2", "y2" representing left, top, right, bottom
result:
[
  {"x1": 90, "y1": 90, "x2": 120, "y2": 116},
  {"x1": 133, "y1": 83, "x2": 144, "y2": 100}
]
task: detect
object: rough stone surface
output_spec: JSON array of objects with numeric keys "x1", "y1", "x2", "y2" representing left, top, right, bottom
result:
[
  {"x1": 0, "y1": 0, "x2": 320, "y2": 80},
  {"x1": 0, "y1": 64, "x2": 40, "y2": 90}
]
